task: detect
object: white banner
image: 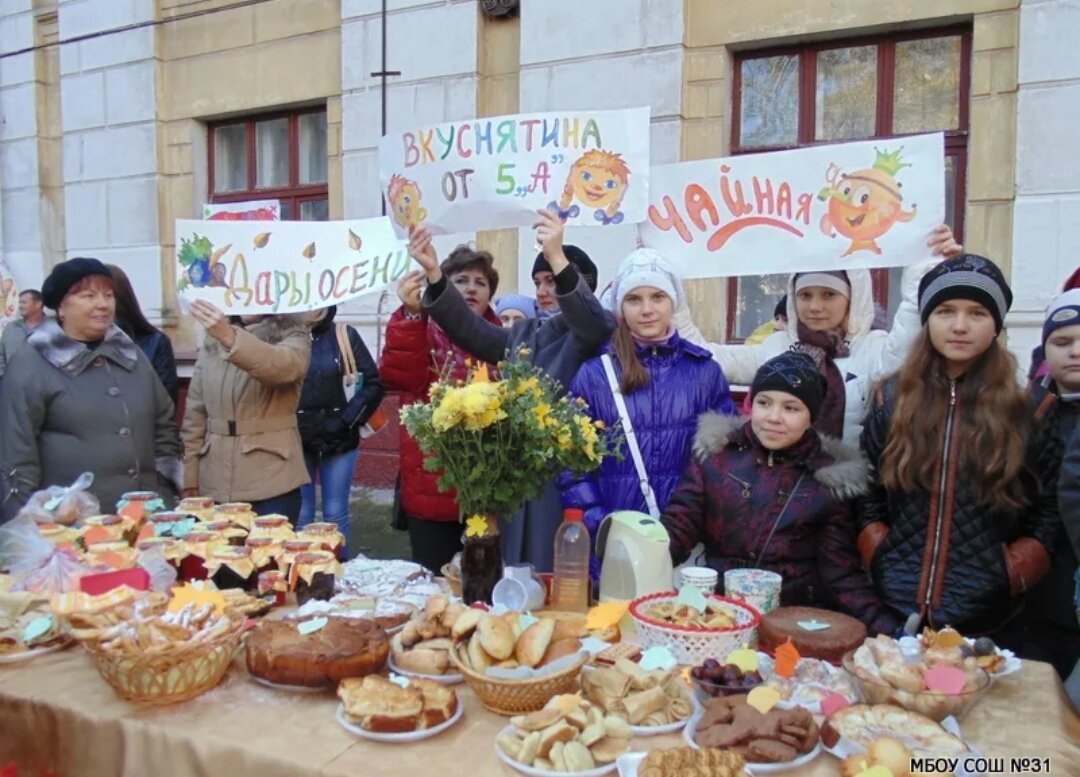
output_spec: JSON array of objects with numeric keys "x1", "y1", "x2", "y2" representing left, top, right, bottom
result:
[
  {"x1": 378, "y1": 107, "x2": 651, "y2": 236},
  {"x1": 638, "y1": 133, "x2": 945, "y2": 278},
  {"x1": 202, "y1": 199, "x2": 281, "y2": 221},
  {"x1": 0, "y1": 257, "x2": 18, "y2": 328},
  {"x1": 175, "y1": 217, "x2": 412, "y2": 315}
]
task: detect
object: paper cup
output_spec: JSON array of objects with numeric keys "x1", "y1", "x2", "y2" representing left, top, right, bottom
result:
[
  {"x1": 679, "y1": 566, "x2": 719, "y2": 594},
  {"x1": 723, "y1": 569, "x2": 782, "y2": 615}
]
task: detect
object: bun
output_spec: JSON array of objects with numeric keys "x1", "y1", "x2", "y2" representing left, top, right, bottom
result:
[
  {"x1": 540, "y1": 637, "x2": 582, "y2": 667},
  {"x1": 516, "y1": 619, "x2": 555, "y2": 668},
  {"x1": 479, "y1": 615, "x2": 514, "y2": 660}
]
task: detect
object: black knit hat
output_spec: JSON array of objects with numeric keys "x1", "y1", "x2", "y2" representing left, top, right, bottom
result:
[
  {"x1": 773, "y1": 295, "x2": 788, "y2": 320},
  {"x1": 41, "y1": 257, "x2": 112, "y2": 310},
  {"x1": 918, "y1": 254, "x2": 1012, "y2": 333},
  {"x1": 532, "y1": 245, "x2": 598, "y2": 292},
  {"x1": 751, "y1": 351, "x2": 826, "y2": 420}
]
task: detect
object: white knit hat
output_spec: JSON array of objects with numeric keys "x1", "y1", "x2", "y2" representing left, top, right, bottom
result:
[{"x1": 608, "y1": 248, "x2": 684, "y2": 313}]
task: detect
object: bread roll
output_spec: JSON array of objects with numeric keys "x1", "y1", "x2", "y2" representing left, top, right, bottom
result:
[
  {"x1": 515, "y1": 619, "x2": 555, "y2": 668},
  {"x1": 394, "y1": 647, "x2": 449, "y2": 676},
  {"x1": 467, "y1": 632, "x2": 492, "y2": 671},
  {"x1": 479, "y1": 616, "x2": 514, "y2": 660},
  {"x1": 539, "y1": 637, "x2": 582, "y2": 667},
  {"x1": 451, "y1": 607, "x2": 485, "y2": 640}
]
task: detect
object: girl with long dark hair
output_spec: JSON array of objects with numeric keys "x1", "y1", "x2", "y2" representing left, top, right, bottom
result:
[
  {"x1": 858, "y1": 255, "x2": 1060, "y2": 639},
  {"x1": 108, "y1": 264, "x2": 178, "y2": 405}
]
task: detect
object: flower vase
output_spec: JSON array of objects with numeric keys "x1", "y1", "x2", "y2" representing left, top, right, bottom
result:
[{"x1": 460, "y1": 515, "x2": 503, "y2": 605}]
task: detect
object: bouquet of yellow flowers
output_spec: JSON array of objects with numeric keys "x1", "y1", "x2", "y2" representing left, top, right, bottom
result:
[{"x1": 400, "y1": 348, "x2": 622, "y2": 522}]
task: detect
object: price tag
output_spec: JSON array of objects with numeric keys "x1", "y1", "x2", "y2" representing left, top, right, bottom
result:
[
  {"x1": 639, "y1": 645, "x2": 678, "y2": 672},
  {"x1": 675, "y1": 584, "x2": 707, "y2": 613},
  {"x1": 297, "y1": 616, "x2": 328, "y2": 635},
  {"x1": 388, "y1": 673, "x2": 410, "y2": 688},
  {"x1": 21, "y1": 615, "x2": 53, "y2": 644},
  {"x1": 796, "y1": 619, "x2": 831, "y2": 631}
]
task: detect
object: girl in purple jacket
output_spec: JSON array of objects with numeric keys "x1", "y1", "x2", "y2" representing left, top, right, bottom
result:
[
  {"x1": 560, "y1": 250, "x2": 736, "y2": 578},
  {"x1": 662, "y1": 352, "x2": 899, "y2": 634}
]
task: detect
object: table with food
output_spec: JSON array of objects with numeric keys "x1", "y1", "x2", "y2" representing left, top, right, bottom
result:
[{"x1": 0, "y1": 490, "x2": 1077, "y2": 777}]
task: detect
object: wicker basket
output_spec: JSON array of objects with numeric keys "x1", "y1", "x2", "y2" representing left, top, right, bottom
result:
[
  {"x1": 629, "y1": 591, "x2": 761, "y2": 666},
  {"x1": 449, "y1": 643, "x2": 586, "y2": 715},
  {"x1": 82, "y1": 617, "x2": 245, "y2": 704},
  {"x1": 440, "y1": 565, "x2": 462, "y2": 597}
]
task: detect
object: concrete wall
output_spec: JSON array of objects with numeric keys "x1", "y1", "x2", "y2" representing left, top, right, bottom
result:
[{"x1": 1009, "y1": 0, "x2": 1080, "y2": 362}]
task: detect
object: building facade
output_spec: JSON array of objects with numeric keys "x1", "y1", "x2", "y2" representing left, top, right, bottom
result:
[{"x1": 0, "y1": 0, "x2": 1077, "y2": 369}]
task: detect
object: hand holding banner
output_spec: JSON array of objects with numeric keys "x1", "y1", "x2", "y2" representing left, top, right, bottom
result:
[
  {"x1": 378, "y1": 107, "x2": 651, "y2": 236},
  {"x1": 174, "y1": 217, "x2": 412, "y2": 315},
  {"x1": 639, "y1": 133, "x2": 945, "y2": 279}
]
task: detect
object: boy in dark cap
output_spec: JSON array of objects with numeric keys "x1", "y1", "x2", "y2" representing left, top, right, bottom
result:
[{"x1": 532, "y1": 244, "x2": 598, "y2": 318}]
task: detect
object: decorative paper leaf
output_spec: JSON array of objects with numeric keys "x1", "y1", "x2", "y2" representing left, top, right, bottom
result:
[
  {"x1": 21, "y1": 615, "x2": 53, "y2": 644},
  {"x1": 675, "y1": 584, "x2": 708, "y2": 614},
  {"x1": 746, "y1": 685, "x2": 782, "y2": 714},
  {"x1": 254, "y1": 232, "x2": 271, "y2": 249},
  {"x1": 348, "y1": 229, "x2": 362, "y2": 251},
  {"x1": 726, "y1": 648, "x2": 759, "y2": 673},
  {"x1": 43, "y1": 495, "x2": 63, "y2": 512},
  {"x1": 388, "y1": 673, "x2": 410, "y2": 688},
  {"x1": 796, "y1": 619, "x2": 831, "y2": 631},
  {"x1": 774, "y1": 639, "x2": 801, "y2": 678},
  {"x1": 923, "y1": 664, "x2": 967, "y2": 695},
  {"x1": 82, "y1": 526, "x2": 111, "y2": 546},
  {"x1": 585, "y1": 600, "x2": 628, "y2": 631},
  {"x1": 518, "y1": 612, "x2": 539, "y2": 630},
  {"x1": 820, "y1": 692, "x2": 852, "y2": 718},
  {"x1": 302, "y1": 242, "x2": 316, "y2": 259},
  {"x1": 578, "y1": 637, "x2": 610, "y2": 656},
  {"x1": 298, "y1": 616, "x2": 329, "y2": 636},
  {"x1": 464, "y1": 515, "x2": 489, "y2": 538},
  {"x1": 639, "y1": 645, "x2": 678, "y2": 672},
  {"x1": 119, "y1": 502, "x2": 145, "y2": 521}
]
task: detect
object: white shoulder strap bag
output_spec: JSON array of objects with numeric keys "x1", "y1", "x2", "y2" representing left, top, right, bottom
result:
[{"x1": 601, "y1": 354, "x2": 660, "y2": 518}]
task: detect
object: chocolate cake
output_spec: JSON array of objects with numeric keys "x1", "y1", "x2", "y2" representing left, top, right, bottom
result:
[
  {"x1": 246, "y1": 617, "x2": 389, "y2": 687},
  {"x1": 758, "y1": 606, "x2": 866, "y2": 663}
]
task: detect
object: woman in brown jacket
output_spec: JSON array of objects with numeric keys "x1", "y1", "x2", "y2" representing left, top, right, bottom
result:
[{"x1": 181, "y1": 300, "x2": 312, "y2": 521}]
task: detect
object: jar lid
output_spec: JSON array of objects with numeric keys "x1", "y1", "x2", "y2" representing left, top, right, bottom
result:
[
  {"x1": 294, "y1": 550, "x2": 335, "y2": 565},
  {"x1": 137, "y1": 537, "x2": 175, "y2": 549},
  {"x1": 151, "y1": 512, "x2": 190, "y2": 523},
  {"x1": 212, "y1": 546, "x2": 252, "y2": 560},
  {"x1": 254, "y1": 516, "x2": 289, "y2": 528},
  {"x1": 89, "y1": 541, "x2": 131, "y2": 552},
  {"x1": 218, "y1": 502, "x2": 253, "y2": 513},
  {"x1": 184, "y1": 532, "x2": 216, "y2": 543},
  {"x1": 300, "y1": 522, "x2": 339, "y2": 535},
  {"x1": 85, "y1": 514, "x2": 123, "y2": 527},
  {"x1": 284, "y1": 540, "x2": 314, "y2": 552},
  {"x1": 178, "y1": 497, "x2": 215, "y2": 509},
  {"x1": 246, "y1": 537, "x2": 276, "y2": 548},
  {"x1": 121, "y1": 491, "x2": 159, "y2": 501}
]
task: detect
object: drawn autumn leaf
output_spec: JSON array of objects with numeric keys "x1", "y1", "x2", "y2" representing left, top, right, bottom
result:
[
  {"x1": 302, "y1": 242, "x2": 316, "y2": 260},
  {"x1": 348, "y1": 229, "x2": 362, "y2": 252},
  {"x1": 254, "y1": 232, "x2": 271, "y2": 249}
]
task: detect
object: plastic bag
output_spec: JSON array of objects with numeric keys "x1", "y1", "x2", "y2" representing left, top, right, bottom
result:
[
  {"x1": 137, "y1": 546, "x2": 177, "y2": 593},
  {"x1": 16, "y1": 472, "x2": 99, "y2": 526},
  {"x1": 0, "y1": 515, "x2": 89, "y2": 593}
]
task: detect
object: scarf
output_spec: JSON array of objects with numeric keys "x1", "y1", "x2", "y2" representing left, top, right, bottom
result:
[{"x1": 794, "y1": 321, "x2": 850, "y2": 439}]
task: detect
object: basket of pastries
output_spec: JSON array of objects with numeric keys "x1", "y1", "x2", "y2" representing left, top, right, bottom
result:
[
  {"x1": 628, "y1": 592, "x2": 760, "y2": 667},
  {"x1": 64, "y1": 590, "x2": 245, "y2": 704},
  {"x1": 448, "y1": 608, "x2": 589, "y2": 715}
]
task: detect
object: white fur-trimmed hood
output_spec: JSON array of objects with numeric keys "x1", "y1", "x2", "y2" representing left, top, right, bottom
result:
[{"x1": 692, "y1": 412, "x2": 870, "y2": 500}]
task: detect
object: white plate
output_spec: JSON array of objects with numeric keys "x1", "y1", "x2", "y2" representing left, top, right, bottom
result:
[
  {"x1": 616, "y1": 750, "x2": 793, "y2": 777},
  {"x1": 495, "y1": 725, "x2": 617, "y2": 777},
  {"x1": 388, "y1": 654, "x2": 463, "y2": 685},
  {"x1": 250, "y1": 675, "x2": 333, "y2": 693},
  {"x1": 0, "y1": 639, "x2": 73, "y2": 665},
  {"x1": 336, "y1": 700, "x2": 463, "y2": 743},
  {"x1": 628, "y1": 691, "x2": 699, "y2": 737},
  {"x1": 683, "y1": 711, "x2": 822, "y2": 773}
]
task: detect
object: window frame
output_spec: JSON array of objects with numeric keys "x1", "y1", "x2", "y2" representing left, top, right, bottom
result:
[
  {"x1": 207, "y1": 106, "x2": 329, "y2": 220},
  {"x1": 726, "y1": 25, "x2": 971, "y2": 340}
]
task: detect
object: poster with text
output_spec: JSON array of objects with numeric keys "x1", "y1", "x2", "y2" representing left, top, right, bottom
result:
[
  {"x1": 202, "y1": 199, "x2": 281, "y2": 221},
  {"x1": 175, "y1": 217, "x2": 412, "y2": 315},
  {"x1": 638, "y1": 133, "x2": 945, "y2": 278},
  {"x1": 378, "y1": 107, "x2": 651, "y2": 236}
]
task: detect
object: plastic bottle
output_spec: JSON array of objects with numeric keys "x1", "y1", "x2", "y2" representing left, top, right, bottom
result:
[{"x1": 551, "y1": 508, "x2": 590, "y2": 613}]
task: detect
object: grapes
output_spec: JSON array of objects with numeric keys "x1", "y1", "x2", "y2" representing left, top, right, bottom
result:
[
  {"x1": 703, "y1": 658, "x2": 720, "y2": 671},
  {"x1": 972, "y1": 637, "x2": 997, "y2": 657},
  {"x1": 691, "y1": 660, "x2": 765, "y2": 698}
]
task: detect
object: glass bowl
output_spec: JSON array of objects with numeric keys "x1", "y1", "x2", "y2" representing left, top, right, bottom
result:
[
  {"x1": 840, "y1": 649, "x2": 991, "y2": 721},
  {"x1": 689, "y1": 673, "x2": 764, "y2": 705}
]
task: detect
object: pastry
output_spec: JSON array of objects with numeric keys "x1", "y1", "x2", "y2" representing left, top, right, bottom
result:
[
  {"x1": 639, "y1": 747, "x2": 748, "y2": 777},
  {"x1": 693, "y1": 695, "x2": 819, "y2": 763},
  {"x1": 645, "y1": 600, "x2": 735, "y2": 629},
  {"x1": 338, "y1": 674, "x2": 458, "y2": 733},
  {"x1": 515, "y1": 619, "x2": 555, "y2": 668},
  {"x1": 581, "y1": 661, "x2": 693, "y2": 728},
  {"x1": 453, "y1": 612, "x2": 583, "y2": 676},
  {"x1": 593, "y1": 642, "x2": 641, "y2": 666},
  {"x1": 758, "y1": 606, "x2": 867, "y2": 662},
  {"x1": 500, "y1": 695, "x2": 630, "y2": 768},
  {"x1": 246, "y1": 617, "x2": 388, "y2": 687},
  {"x1": 821, "y1": 703, "x2": 969, "y2": 757}
]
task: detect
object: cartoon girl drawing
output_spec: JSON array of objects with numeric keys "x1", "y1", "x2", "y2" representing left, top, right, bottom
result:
[
  {"x1": 550, "y1": 150, "x2": 631, "y2": 225},
  {"x1": 387, "y1": 174, "x2": 428, "y2": 231}
]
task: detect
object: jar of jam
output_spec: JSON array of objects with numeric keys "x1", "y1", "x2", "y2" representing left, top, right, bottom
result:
[
  {"x1": 245, "y1": 536, "x2": 284, "y2": 573},
  {"x1": 250, "y1": 515, "x2": 295, "y2": 543},
  {"x1": 81, "y1": 514, "x2": 134, "y2": 545},
  {"x1": 38, "y1": 522, "x2": 79, "y2": 549},
  {"x1": 280, "y1": 539, "x2": 314, "y2": 572},
  {"x1": 116, "y1": 491, "x2": 164, "y2": 522},
  {"x1": 148, "y1": 511, "x2": 194, "y2": 538},
  {"x1": 214, "y1": 502, "x2": 257, "y2": 531},
  {"x1": 205, "y1": 546, "x2": 257, "y2": 590},
  {"x1": 289, "y1": 550, "x2": 341, "y2": 605},
  {"x1": 202, "y1": 519, "x2": 248, "y2": 546},
  {"x1": 135, "y1": 536, "x2": 180, "y2": 568},
  {"x1": 257, "y1": 570, "x2": 288, "y2": 607},
  {"x1": 176, "y1": 497, "x2": 216, "y2": 522},
  {"x1": 298, "y1": 522, "x2": 345, "y2": 558},
  {"x1": 86, "y1": 541, "x2": 138, "y2": 570},
  {"x1": 177, "y1": 532, "x2": 218, "y2": 581}
]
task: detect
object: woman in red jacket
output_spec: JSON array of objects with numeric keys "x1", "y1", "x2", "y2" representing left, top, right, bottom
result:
[{"x1": 379, "y1": 247, "x2": 503, "y2": 572}]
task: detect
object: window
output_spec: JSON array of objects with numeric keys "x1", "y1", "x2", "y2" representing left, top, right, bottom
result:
[
  {"x1": 728, "y1": 27, "x2": 970, "y2": 340},
  {"x1": 208, "y1": 107, "x2": 329, "y2": 220}
]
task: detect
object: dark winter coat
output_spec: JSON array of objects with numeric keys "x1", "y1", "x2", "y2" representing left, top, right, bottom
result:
[
  {"x1": 0, "y1": 318, "x2": 182, "y2": 521},
  {"x1": 662, "y1": 413, "x2": 899, "y2": 634},
  {"x1": 560, "y1": 332, "x2": 737, "y2": 577},
  {"x1": 134, "y1": 328, "x2": 179, "y2": 406},
  {"x1": 857, "y1": 379, "x2": 1060, "y2": 636},
  {"x1": 297, "y1": 306, "x2": 384, "y2": 460},
  {"x1": 422, "y1": 264, "x2": 616, "y2": 571},
  {"x1": 379, "y1": 304, "x2": 503, "y2": 522}
]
